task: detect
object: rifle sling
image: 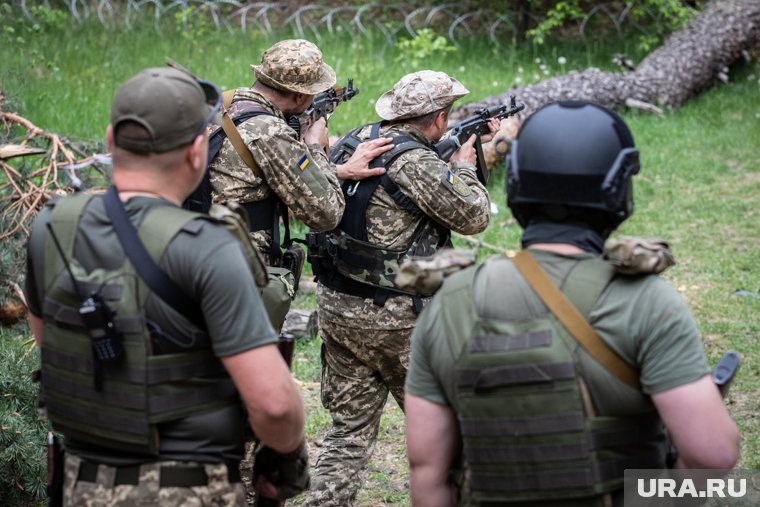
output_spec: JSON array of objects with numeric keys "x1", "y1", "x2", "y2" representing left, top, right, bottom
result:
[
  {"x1": 512, "y1": 250, "x2": 640, "y2": 390},
  {"x1": 102, "y1": 187, "x2": 205, "y2": 331},
  {"x1": 220, "y1": 91, "x2": 264, "y2": 179}
]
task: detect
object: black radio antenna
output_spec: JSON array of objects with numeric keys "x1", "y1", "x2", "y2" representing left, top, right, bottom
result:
[{"x1": 46, "y1": 222, "x2": 87, "y2": 298}]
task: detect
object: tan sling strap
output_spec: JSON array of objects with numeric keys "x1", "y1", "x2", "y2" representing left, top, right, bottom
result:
[
  {"x1": 512, "y1": 250, "x2": 641, "y2": 390},
  {"x1": 220, "y1": 89, "x2": 264, "y2": 179}
]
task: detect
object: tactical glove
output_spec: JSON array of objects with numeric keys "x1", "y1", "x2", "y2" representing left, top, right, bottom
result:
[{"x1": 253, "y1": 440, "x2": 310, "y2": 500}]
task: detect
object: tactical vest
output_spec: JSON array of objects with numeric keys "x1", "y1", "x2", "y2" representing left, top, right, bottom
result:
[
  {"x1": 444, "y1": 256, "x2": 667, "y2": 505},
  {"x1": 182, "y1": 99, "x2": 293, "y2": 262},
  {"x1": 40, "y1": 193, "x2": 240, "y2": 455},
  {"x1": 308, "y1": 123, "x2": 451, "y2": 308}
]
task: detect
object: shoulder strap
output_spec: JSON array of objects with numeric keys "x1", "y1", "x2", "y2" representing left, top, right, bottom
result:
[
  {"x1": 220, "y1": 92, "x2": 268, "y2": 179},
  {"x1": 44, "y1": 192, "x2": 96, "y2": 291},
  {"x1": 102, "y1": 187, "x2": 205, "y2": 330},
  {"x1": 511, "y1": 250, "x2": 640, "y2": 390}
]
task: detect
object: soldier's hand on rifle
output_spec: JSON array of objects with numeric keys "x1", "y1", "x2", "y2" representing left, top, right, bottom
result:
[
  {"x1": 336, "y1": 137, "x2": 393, "y2": 180},
  {"x1": 303, "y1": 116, "x2": 329, "y2": 150},
  {"x1": 479, "y1": 117, "x2": 502, "y2": 144},
  {"x1": 253, "y1": 441, "x2": 310, "y2": 503},
  {"x1": 450, "y1": 134, "x2": 477, "y2": 166}
]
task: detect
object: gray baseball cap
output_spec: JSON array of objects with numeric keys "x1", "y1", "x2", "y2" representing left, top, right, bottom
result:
[
  {"x1": 111, "y1": 66, "x2": 221, "y2": 153},
  {"x1": 251, "y1": 39, "x2": 336, "y2": 95},
  {"x1": 375, "y1": 70, "x2": 469, "y2": 121}
]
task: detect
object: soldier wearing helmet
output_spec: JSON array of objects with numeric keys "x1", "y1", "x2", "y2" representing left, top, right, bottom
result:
[
  {"x1": 301, "y1": 70, "x2": 496, "y2": 506},
  {"x1": 404, "y1": 101, "x2": 739, "y2": 506}
]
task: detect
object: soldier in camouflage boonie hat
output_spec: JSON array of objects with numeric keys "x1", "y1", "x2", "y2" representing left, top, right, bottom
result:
[
  {"x1": 375, "y1": 70, "x2": 469, "y2": 121},
  {"x1": 251, "y1": 39, "x2": 337, "y2": 95}
]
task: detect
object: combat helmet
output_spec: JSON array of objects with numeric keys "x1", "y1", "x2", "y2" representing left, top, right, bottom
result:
[{"x1": 507, "y1": 100, "x2": 640, "y2": 234}]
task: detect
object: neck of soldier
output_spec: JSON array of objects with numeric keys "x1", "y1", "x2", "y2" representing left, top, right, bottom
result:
[
  {"x1": 112, "y1": 166, "x2": 188, "y2": 206},
  {"x1": 526, "y1": 243, "x2": 586, "y2": 255}
]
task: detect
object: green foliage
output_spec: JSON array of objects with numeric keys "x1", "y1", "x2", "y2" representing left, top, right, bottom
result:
[
  {"x1": 632, "y1": 0, "x2": 700, "y2": 51},
  {"x1": 395, "y1": 28, "x2": 457, "y2": 68},
  {"x1": 526, "y1": 0, "x2": 700, "y2": 50},
  {"x1": 0, "y1": 328, "x2": 48, "y2": 506},
  {"x1": 527, "y1": 1, "x2": 586, "y2": 45},
  {"x1": 173, "y1": 5, "x2": 216, "y2": 57}
]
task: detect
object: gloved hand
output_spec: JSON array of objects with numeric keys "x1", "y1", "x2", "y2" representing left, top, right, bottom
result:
[{"x1": 253, "y1": 440, "x2": 310, "y2": 500}]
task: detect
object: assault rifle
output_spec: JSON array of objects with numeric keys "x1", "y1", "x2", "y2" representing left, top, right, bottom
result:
[
  {"x1": 302, "y1": 79, "x2": 359, "y2": 127},
  {"x1": 434, "y1": 95, "x2": 525, "y2": 185}
]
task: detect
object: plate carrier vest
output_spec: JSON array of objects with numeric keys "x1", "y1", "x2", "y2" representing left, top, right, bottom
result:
[
  {"x1": 443, "y1": 256, "x2": 667, "y2": 505},
  {"x1": 40, "y1": 193, "x2": 239, "y2": 455},
  {"x1": 307, "y1": 123, "x2": 451, "y2": 310}
]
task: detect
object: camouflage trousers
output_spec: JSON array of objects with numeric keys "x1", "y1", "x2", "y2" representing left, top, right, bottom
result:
[
  {"x1": 62, "y1": 453, "x2": 246, "y2": 506},
  {"x1": 300, "y1": 291, "x2": 414, "y2": 507}
]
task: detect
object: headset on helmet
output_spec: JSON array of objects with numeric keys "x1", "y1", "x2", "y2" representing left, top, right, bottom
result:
[{"x1": 507, "y1": 100, "x2": 640, "y2": 234}]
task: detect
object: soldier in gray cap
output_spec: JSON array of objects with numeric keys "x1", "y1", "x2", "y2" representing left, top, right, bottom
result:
[
  {"x1": 206, "y1": 39, "x2": 391, "y2": 262},
  {"x1": 302, "y1": 70, "x2": 498, "y2": 506},
  {"x1": 24, "y1": 66, "x2": 309, "y2": 506}
]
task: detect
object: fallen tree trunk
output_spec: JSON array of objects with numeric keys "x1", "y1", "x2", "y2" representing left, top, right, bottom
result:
[{"x1": 459, "y1": 0, "x2": 760, "y2": 168}]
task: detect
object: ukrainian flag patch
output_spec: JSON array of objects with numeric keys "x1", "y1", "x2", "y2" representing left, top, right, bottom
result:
[
  {"x1": 296, "y1": 153, "x2": 311, "y2": 171},
  {"x1": 444, "y1": 170, "x2": 471, "y2": 196}
]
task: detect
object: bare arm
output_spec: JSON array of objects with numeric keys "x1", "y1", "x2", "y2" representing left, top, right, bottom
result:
[
  {"x1": 28, "y1": 313, "x2": 43, "y2": 346},
  {"x1": 406, "y1": 393, "x2": 460, "y2": 507},
  {"x1": 652, "y1": 374, "x2": 739, "y2": 470},
  {"x1": 222, "y1": 344, "x2": 305, "y2": 453}
]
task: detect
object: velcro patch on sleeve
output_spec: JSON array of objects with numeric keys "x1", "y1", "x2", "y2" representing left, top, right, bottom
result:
[
  {"x1": 444, "y1": 170, "x2": 472, "y2": 196},
  {"x1": 296, "y1": 153, "x2": 311, "y2": 171}
]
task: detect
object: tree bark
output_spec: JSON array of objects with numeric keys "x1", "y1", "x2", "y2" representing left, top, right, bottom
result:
[{"x1": 454, "y1": 0, "x2": 760, "y2": 168}]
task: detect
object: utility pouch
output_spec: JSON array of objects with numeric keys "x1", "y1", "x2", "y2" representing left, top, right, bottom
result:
[
  {"x1": 262, "y1": 267, "x2": 295, "y2": 333},
  {"x1": 281, "y1": 244, "x2": 305, "y2": 293},
  {"x1": 305, "y1": 231, "x2": 337, "y2": 278}
]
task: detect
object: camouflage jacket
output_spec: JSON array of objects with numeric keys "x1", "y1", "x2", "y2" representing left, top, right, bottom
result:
[
  {"x1": 349, "y1": 122, "x2": 490, "y2": 248},
  {"x1": 318, "y1": 123, "x2": 490, "y2": 322},
  {"x1": 209, "y1": 89, "x2": 344, "y2": 253}
]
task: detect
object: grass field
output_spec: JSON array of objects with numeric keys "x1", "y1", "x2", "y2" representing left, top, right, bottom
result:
[{"x1": 1, "y1": 5, "x2": 759, "y2": 506}]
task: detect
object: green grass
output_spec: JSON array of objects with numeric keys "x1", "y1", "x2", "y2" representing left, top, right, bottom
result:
[{"x1": 1, "y1": 6, "x2": 759, "y2": 506}]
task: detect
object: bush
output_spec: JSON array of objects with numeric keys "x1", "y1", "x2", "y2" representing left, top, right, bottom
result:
[{"x1": 0, "y1": 326, "x2": 48, "y2": 506}]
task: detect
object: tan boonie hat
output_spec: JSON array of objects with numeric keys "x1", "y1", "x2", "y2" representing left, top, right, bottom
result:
[
  {"x1": 375, "y1": 70, "x2": 469, "y2": 121},
  {"x1": 111, "y1": 67, "x2": 220, "y2": 153},
  {"x1": 251, "y1": 39, "x2": 337, "y2": 95}
]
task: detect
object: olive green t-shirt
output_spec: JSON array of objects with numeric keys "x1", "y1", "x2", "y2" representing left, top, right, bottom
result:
[
  {"x1": 405, "y1": 249, "x2": 710, "y2": 417},
  {"x1": 25, "y1": 195, "x2": 278, "y2": 464}
]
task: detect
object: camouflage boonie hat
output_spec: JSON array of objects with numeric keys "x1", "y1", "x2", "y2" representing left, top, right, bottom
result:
[
  {"x1": 251, "y1": 39, "x2": 336, "y2": 95},
  {"x1": 375, "y1": 70, "x2": 469, "y2": 121}
]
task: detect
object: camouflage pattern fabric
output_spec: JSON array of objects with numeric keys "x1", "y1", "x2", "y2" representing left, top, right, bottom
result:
[
  {"x1": 250, "y1": 39, "x2": 336, "y2": 95},
  {"x1": 209, "y1": 89, "x2": 344, "y2": 255},
  {"x1": 300, "y1": 285, "x2": 419, "y2": 507},
  {"x1": 239, "y1": 441, "x2": 257, "y2": 505},
  {"x1": 303, "y1": 122, "x2": 490, "y2": 506},
  {"x1": 396, "y1": 247, "x2": 477, "y2": 296},
  {"x1": 63, "y1": 453, "x2": 245, "y2": 507},
  {"x1": 375, "y1": 70, "x2": 469, "y2": 121},
  {"x1": 604, "y1": 236, "x2": 676, "y2": 275},
  {"x1": 353, "y1": 123, "x2": 490, "y2": 245}
]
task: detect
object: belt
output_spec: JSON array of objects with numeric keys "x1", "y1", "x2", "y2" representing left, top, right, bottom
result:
[{"x1": 77, "y1": 461, "x2": 241, "y2": 487}]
